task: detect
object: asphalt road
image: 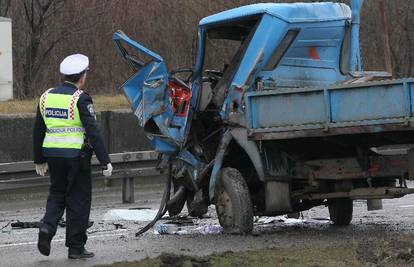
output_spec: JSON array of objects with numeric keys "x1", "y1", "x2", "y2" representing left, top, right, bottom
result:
[{"x1": 1, "y1": 179, "x2": 414, "y2": 267}]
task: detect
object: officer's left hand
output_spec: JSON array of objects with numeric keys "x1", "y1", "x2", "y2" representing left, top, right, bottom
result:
[
  {"x1": 35, "y1": 163, "x2": 49, "y2": 176},
  {"x1": 102, "y1": 163, "x2": 113, "y2": 177}
]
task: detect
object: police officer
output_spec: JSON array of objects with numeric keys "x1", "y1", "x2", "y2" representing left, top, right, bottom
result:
[{"x1": 33, "y1": 54, "x2": 113, "y2": 259}]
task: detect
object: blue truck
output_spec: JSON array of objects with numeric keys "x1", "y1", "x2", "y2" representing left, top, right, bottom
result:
[{"x1": 113, "y1": 0, "x2": 414, "y2": 234}]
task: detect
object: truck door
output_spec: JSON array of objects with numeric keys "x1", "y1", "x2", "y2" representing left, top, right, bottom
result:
[
  {"x1": 113, "y1": 31, "x2": 187, "y2": 151},
  {"x1": 113, "y1": 31, "x2": 170, "y2": 126}
]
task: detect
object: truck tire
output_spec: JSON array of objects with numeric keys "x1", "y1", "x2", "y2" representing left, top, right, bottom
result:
[
  {"x1": 328, "y1": 198, "x2": 353, "y2": 226},
  {"x1": 215, "y1": 167, "x2": 253, "y2": 234}
]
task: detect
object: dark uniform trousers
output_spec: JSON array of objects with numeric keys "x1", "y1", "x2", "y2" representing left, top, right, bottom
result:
[{"x1": 42, "y1": 156, "x2": 91, "y2": 248}]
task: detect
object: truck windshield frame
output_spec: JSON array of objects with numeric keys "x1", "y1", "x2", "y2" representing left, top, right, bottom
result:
[
  {"x1": 193, "y1": 16, "x2": 261, "y2": 83},
  {"x1": 198, "y1": 17, "x2": 261, "y2": 107}
]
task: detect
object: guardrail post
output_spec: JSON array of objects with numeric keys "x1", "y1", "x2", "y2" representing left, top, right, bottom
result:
[{"x1": 122, "y1": 176, "x2": 135, "y2": 203}]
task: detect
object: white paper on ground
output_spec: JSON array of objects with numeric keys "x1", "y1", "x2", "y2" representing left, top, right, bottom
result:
[
  {"x1": 256, "y1": 215, "x2": 330, "y2": 225},
  {"x1": 103, "y1": 209, "x2": 162, "y2": 221}
]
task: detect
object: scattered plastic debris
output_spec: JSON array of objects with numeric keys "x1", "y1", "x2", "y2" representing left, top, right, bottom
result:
[
  {"x1": 256, "y1": 215, "x2": 330, "y2": 225},
  {"x1": 103, "y1": 209, "x2": 160, "y2": 221},
  {"x1": 196, "y1": 225, "x2": 223, "y2": 235},
  {"x1": 113, "y1": 223, "x2": 126, "y2": 229},
  {"x1": 257, "y1": 217, "x2": 285, "y2": 224},
  {"x1": 154, "y1": 223, "x2": 188, "y2": 235}
]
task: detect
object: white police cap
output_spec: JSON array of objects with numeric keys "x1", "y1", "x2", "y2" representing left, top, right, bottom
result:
[{"x1": 59, "y1": 54, "x2": 89, "y2": 75}]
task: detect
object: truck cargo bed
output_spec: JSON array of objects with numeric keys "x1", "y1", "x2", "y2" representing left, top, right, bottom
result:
[{"x1": 246, "y1": 78, "x2": 414, "y2": 141}]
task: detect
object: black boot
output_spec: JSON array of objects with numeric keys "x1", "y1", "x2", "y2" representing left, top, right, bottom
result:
[
  {"x1": 68, "y1": 247, "x2": 95, "y2": 259},
  {"x1": 37, "y1": 227, "x2": 52, "y2": 256}
]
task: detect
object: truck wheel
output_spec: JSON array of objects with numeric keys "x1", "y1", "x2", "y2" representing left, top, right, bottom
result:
[
  {"x1": 328, "y1": 198, "x2": 353, "y2": 226},
  {"x1": 215, "y1": 167, "x2": 253, "y2": 234}
]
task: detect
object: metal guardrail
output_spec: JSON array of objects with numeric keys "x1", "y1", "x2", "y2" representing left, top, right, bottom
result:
[{"x1": 0, "y1": 151, "x2": 161, "y2": 203}]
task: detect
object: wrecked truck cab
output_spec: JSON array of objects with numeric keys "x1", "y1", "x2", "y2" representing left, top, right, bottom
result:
[
  {"x1": 114, "y1": 2, "x2": 352, "y2": 150},
  {"x1": 114, "y1": 1, "x2": 414, "y2": 235},
  {"x1": 113, "y1": 31, "x2": 192, "y2": 154}
]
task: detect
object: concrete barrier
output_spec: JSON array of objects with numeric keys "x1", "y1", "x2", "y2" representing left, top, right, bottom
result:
[
  {"x1": 0, "y1": 113, "x2": 35, "y2": 163},
  {"x1": 0, "y1": 109, "x2": 152, "y2": 163},
  {"x1": 100, "y1": 110, "x2": 153, "y2": 153}
]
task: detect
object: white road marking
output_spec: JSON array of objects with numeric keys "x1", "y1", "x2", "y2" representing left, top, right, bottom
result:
[
  {"x1": 399, "y1": 204, "x2": 414, "y2": 208},
  {"x1": 0, "y1": 230, "x2": 129, "y2": 249}
]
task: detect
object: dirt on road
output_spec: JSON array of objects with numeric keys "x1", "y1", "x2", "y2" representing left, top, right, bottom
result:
[{"x1": 99, "y1": 234, "x2": 414, "y2": 267}]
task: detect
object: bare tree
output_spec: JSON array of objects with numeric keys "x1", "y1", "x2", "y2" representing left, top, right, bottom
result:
[
  {"x1": 8, "y1": 0, "x2": 113, "y2": 97},
  {"x1": 388, "y1": 0, "x2": 414, "y2": 77},
  {"x1": 0, "y1": 0, "x2": 11, "y2": 16},
  {"x1": 20, "y1": 0, "x2": 65, "y2": 97}
]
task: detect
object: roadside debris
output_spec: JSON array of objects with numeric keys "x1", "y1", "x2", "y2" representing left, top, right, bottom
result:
[
  {"x1": 113, "y1": 223, "x2": 126, "y2": 230},
  {"x1": 154, "y1": 223, "x2": 188, "y2": 235},
  {"x1": 11, "y1": 221, "x2": 41, "y2": 228},
  {"x1": 256, "y1": 215, "x2": 330, "y2": 225},
  {"x1": 153, "y1": 223, "x2": 223, "y2": 235},
  {"x1": 9, "y1": 219, "x2": 94, "y2": 229},
  {"x1": 196, "y1": 225, "x2": 223, "y2": 235},
  {"x1": 150, "y1": 215, "x2": 331, "y2": 235}
]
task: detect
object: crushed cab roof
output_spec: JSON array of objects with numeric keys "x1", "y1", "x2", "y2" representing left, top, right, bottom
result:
[{"x1": 199, "y1": 2, "x2": 351, "y2": 26}]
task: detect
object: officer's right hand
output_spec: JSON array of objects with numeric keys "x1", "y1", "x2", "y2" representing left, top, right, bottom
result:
[
  {"x1": 102, "y1": 163, "x2": 113, "y2": 177},
  {"x1": 35, "y1": 163, "x2": 49, "y2": 176}
]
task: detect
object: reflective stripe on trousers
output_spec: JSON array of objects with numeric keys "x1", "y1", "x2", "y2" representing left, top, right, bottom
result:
[
  {"x1": 43, "y1": 135, "x2": 84, "y2": 145},
  {"x1": 46, "y1": 127, "x2": 85, "y2": 134}
]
